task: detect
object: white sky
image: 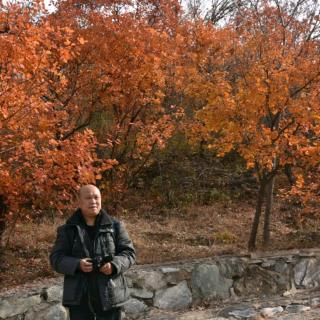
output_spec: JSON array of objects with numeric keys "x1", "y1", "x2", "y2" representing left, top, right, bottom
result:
[{"x1": 3, "y1": 0, "x2": 212, "y2": 14}]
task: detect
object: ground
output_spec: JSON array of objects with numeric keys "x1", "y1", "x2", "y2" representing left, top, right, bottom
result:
[{"x1": 1, "y1": 198, "x2": 319, "y2": 292}]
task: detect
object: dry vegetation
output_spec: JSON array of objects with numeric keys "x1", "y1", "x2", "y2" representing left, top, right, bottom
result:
[{"x1": 1, "y1": 199, "x2": 320, "y2": 291}]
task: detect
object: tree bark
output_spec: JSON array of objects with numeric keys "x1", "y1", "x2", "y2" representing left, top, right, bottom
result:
[
  {"x1": 263, "y1": 176, "x2": 275, "y2": 245},
  {"x1": 284, "y1": 163, "x2": 296, "y2": 185},
  {"x1": 0, "y1": 195, "x2": 6, "y2": 244},
  {"x1": 248, "y1": 181, "x2": 266, "y2": 251}
]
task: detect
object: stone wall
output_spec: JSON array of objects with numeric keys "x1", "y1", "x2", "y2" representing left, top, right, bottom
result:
[{"x1": 1, "y1": 249, "x2": 320, "y2": 320}]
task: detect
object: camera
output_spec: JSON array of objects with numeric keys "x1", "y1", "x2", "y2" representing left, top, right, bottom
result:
[{"x1": 89, "y1": 255, "x2": 113, "y2": 272}]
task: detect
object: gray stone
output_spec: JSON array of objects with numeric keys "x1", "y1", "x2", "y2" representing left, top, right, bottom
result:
[
  {"x1": 46, "y1": 304, "x2": 68, "y2": 320},
  {"x1": 299, "y1": 251, "x2": 317, "y2": 257},
  {"x1": 293, "y1": 259, "x2": 309, "y2": 287},
  {"x1": 217, "y1": 258, "x2": 247, "y2": 279},
  {"x1": 191, "y1": 264, "x2": 233, "y2": 301},
  {"x1": 129, "y1": 287, "x2": 153, "y2": 299},
  {"x1": 218, "y1": 304, "x2": 255, "y2": 319},
  {"x1": 154, "y1": 281, "x2": 192, "y2": 310},
  {"x1": 274, "y1": 259, "x2": 289, "y2": 274},
  {"x1": 124, "y1": 298, "x2": 148, "y2": 318},
  {"x1": 300, "y1": 258, "x2": 320, "y2": 288},
  {"x1": 133, "y1": 270, "x2": 166, "y2": 290},
  {"x1": 160, "y1": 267, "x2": 180, "y2": 273},
  {"x1": 0, "y1": 294, "x2": 42, "y2": 318},
  {"x1": 310, "y1": 297, "x2": 320, "y2": 306},
  {"x1": 5, "y1": 252, "x2": 320, "y2": 320},
  {"x1": 285, "y1": 304, "x2": 311, "y2": 313},
  {"x1": 45, "y1": 285, "x2": 63, "y2": 302},
  {"x1": 234, "y1": 265, "x2": 288, "y2": 297},
  {"x1": 27, "y1": 304, "x2": 68, "y2": 320},
  {"x1": 261, "y1": 259, "x2": 276, "y2": 268},
  {"x1": 162, "y1": 268, "x2": 190, "y2": 285},
  {"x1": 248, "y1": 258, "x2": 263, "y2": 264},
  {"x1": 24, "y1": 303, "x2": 52, "y2": 320},
  {"x1": 260, "y1": 306, "x2": 284, "y2": 317},
  {"x1": 228, "y1": 308, "x2": 258, "y2": 318}
]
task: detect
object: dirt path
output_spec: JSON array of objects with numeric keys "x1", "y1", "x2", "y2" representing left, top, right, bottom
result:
[{"x1": 138, "y1": 289, "x2": 320, "y2": 320}]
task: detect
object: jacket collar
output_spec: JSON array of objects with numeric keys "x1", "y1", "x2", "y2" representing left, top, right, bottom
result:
[{"x1": 66, "y1": 208, "x2": 113, "y2": 226}]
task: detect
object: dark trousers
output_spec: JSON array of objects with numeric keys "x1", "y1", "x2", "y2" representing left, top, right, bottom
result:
[
  {"x1": 69, "y1": 294, "x2": 122, "y2": 320},
  {"x1": 69, "y1": 307, "x2": 121, "y2": 320}
]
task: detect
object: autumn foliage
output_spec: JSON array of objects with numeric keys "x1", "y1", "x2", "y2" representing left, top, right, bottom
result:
[
  {"x1": 0, "y1": 0, "x2": 183, "y2": 236},
  {"x1": 0, "y1": 0, "x2": 319, "y2": 250},
  {"x1": 0, "y1": 2, "x2": 100, "y2": 234},
  {"x1": 48, "y1": 0, "x2": 184, "y2": 201},
  {"x1": 191, "y1": 1, "x2": 320, "y2": 249}
]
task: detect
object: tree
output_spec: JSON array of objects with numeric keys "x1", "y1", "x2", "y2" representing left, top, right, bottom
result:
[
  {"x1": 0, "y1": 1, "x2": 101, "y2": 239},
  {"x1": 0, "y1": 0, "x2": 187, "y2": 237},
  {"x1": 48, "y1": 0, "x2": 184, "y2": 204},
  {"x1": 205, "y1": 0, "x2": 243, "y2": 25},
  {"x1": 189, "y1": 0, "x2": 320, "y2": 250}
]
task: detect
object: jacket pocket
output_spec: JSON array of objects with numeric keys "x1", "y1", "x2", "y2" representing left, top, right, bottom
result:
[
  {"x1": 63, "y1": 274, "x2": 83, "y2": 305},
  {"x1": 104, "y1": 273, "x2": 128, "y2": 306}
]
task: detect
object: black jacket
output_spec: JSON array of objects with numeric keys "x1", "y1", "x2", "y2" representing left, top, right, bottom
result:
[{"x1": 50, "y1": 209, "x2": 136, "y2": 310}]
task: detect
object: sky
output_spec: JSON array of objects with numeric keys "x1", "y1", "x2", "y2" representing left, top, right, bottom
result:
[{"x1": 3, "y1": 0, "x2": 212, "y2": 15}]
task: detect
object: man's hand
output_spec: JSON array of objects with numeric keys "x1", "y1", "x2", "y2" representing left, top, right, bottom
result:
[
  {"x1": 79, "y1": 258, "x2": 93, "y2": 273},
  {"x1": 99, "y1": 262, "x2": 113, "y2": 275}
]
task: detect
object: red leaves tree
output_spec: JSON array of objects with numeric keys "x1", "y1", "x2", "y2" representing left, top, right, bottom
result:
[
  {"x1": 0, "y1": 1, "x2": 99, "y2": 237},
  {"x1": 190, "y1": 0, "x2": 320, "y2": 250},
  {"x1": 48, "y1": 0, "x2": 183, "y2": 203},
  {"x1": 0, "y1": 0, "x2": 184, "y2": 238}
]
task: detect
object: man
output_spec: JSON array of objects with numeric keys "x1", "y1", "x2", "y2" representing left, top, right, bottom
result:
[{"x1": 50, "y1": 185, "x2": 136, "y2": 320}]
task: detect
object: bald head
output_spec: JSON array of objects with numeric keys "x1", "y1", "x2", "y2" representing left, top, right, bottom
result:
[
  {"x1": 79, "y1": 184, "x2": 101, "y2": 199},
  {"x1": 78, "y1": 184, "x2": 102, "y2": 225}
]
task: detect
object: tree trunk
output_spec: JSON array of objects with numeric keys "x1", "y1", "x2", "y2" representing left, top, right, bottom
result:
[
  {"x1": 248, "y1": 181, "x2": 266, "y2": 251},
  {"x1": 0, "y1": 195, "x2": 6, "y2": 244},
  {"x1": 263, "y1": 176, "x2": 275, "y2": 245},
  {"x1": 284, "y1": 163, "x2": 296, "y2": 185}
]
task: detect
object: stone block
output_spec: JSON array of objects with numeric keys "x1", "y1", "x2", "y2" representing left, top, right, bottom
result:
[
  {"x1": 123, "y1": 298, "x2": 149, "y2": 319},
  {"x1": 129, "y1": 287, "x2": 153, "y2": 299},
  {"x1": 154, "y1": 281, "x2": 192, "y2": 310},
  {"x1": 285, "y1": 304, "x2": 311, "y2": 313},
  {"x1": 233, "y1": 265, "x2": 288, "y2": 297},
  {"x1": 25, "y1": 304, "x2": 68, "y2": 320},
  {"x1": 131, "y1": 270, "x2": 166, "y2": 290},
  {"x1": 217, "y1": 258, "x2": 247, "y2": 279},
  {"x1": 260, "y1": 306, "x2": 284, "y2": 317},
  {"x1": 43, "y1": 285, "x2": 63, "y2": 302},
  {"x1": 294, "y1": 258, "x2": 320, "y2": 288},
  {"x1": 191, "y1": 263, "x2": 233, "y2": 301},
  {"x1": 0, "y1": 294, "x2": 42, "y2": 318},
  {"x1": 293, "y1": 259, "x2": 309, "y2": 287}
]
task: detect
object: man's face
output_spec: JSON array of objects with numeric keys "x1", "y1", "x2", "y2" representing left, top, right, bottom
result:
[{"x1": 79, "y1": 185, "x2": 102, "y2": 219}]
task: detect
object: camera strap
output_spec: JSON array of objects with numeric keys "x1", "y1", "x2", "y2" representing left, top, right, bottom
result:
[
  {"x1": 75, "y1": 225, "x2": 97, "y2": 316},
  {"x1": 76, "y1": 225, "x2": 91, "y2": 258}
]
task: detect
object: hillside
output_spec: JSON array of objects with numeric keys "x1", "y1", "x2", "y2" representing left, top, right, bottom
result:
[{"x1": 1, "y1": 196, "x2": 319, "y2": 291}]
